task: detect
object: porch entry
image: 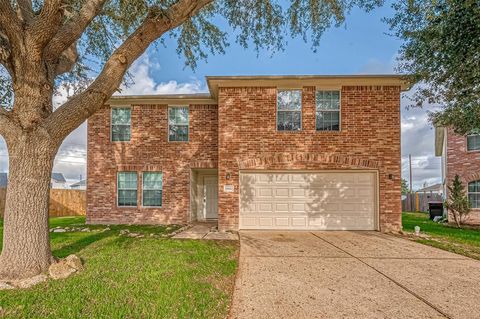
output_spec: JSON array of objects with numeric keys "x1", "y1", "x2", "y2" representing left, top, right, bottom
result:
[{"x1": 190, "y1": 169, "x2": 218, "y2": 222}]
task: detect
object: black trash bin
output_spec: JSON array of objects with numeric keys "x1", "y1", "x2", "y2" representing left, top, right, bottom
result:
[{"x1": 428, "y1": 202, "x2": 443, "y2": 220}]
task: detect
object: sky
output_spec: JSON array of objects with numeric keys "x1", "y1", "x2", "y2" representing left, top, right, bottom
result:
[{"x1": 0, "y1": 1, "x2": 441, "y2": 190}]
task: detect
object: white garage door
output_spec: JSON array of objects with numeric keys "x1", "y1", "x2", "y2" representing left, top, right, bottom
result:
[{"x1": 239, "y1": 171, "x2": 377, "y2": 230}]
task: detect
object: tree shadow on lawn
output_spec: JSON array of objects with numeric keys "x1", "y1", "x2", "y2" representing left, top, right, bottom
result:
[{"x1": 52, "y1": 231, "x2": 114, "y2": 259}]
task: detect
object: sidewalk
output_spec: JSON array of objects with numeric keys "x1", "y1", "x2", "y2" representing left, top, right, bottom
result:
[{"x1": 173, "y1": 222, "x2": 238, "y2": 240}]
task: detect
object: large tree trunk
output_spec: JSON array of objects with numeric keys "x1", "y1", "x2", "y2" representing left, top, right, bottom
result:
[{"x1": 0, "y1": 134, "x2": 58, "y2": 280}]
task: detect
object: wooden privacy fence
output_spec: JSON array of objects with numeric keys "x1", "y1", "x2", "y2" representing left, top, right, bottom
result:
[
  {"x1": 402, "y1": 192, "x2": 443, "y2": 212},
  {"x1": 0, "y1": 188, "x2": 86, "y2": 217}
]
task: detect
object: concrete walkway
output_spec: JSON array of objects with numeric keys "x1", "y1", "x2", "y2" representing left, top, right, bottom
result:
[
  {"x1": 173, "y1": 223, "x2": 238, "y2": 240},
  {"x1": 230, "y1": 231, "x2": 480, "y2": 319}
]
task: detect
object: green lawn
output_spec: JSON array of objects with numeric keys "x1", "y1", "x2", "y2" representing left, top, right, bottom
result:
[
  {"x1": 403, "y1": 212, "x2": 480, "y2": 260},
  {"x1": 0, "y1": 217, "x2": 238, "y2": 319}
]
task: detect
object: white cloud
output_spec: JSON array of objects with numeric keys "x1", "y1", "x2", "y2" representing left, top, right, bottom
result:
[
  {"x1": 401, "y1": 86, "x2": 442, "y2": 190},
  {"x1": 119, "y1": 55, "x2": 207, "y2": 95}
]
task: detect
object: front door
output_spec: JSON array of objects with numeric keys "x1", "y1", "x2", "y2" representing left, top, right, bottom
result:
[{"x1": 204, "y1": 176, "x2": 218, "y2": 219}]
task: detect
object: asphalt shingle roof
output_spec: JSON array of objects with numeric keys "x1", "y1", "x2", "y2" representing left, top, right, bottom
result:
[{"x1": 51, "y1": 173, "x2": 67, "y2": 183}]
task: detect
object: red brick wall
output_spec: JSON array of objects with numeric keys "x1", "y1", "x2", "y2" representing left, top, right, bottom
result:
[
  {"x1": 217, "y1": 86, "x2": 402, "y2": 232},
  {"x1": 87, "y1": 104, "x2": 218, "y2": 224},
  {"x1": 446, "y1": 129, "x2": 480, "y2": 225}
]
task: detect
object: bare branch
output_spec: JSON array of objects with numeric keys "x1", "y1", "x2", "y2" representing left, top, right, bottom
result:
[
  {"x1": 44, "y1": 0, "x2": 213, "y2": 140},
  {"x1": 16, "y1": 0, "x2": 34, "y2": 23},
  {"x1": 44, "y1": 0, "x2": 108, "y2": 61},
  {"x1": 29, "y1": 0, "x2": 64, "y2": 50},
  {"x1": 0, "y1": 30, "x2": 12, "y2": 72},
  {"x1": 0, "y1": 0, "x2": 23, "y2": 48}
]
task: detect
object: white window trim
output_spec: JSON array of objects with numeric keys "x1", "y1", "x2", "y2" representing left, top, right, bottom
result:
[
  {"x1": 315, "y1": 90, "x2": 341, "y2": 132},
  {"x1": 168, "y1": 106, "x2": 190, "y2": 142},
  {"x1": 142, "y1": 172, "x2": 163, "y2": 208},
  {"x1": 117, "y1": 172, "x2": 138, "y2": 207},
  {"x1": 466, "y1": 134, "x2": 480, "y2": 152},
  {"x1": 276, "y1": 89, "x2": 303, "y2": 132},
  {"x1": 111, "y1": 106, "x2": 132, "y2": 142},
  {"x1": 468, "y1": 181, "x2": 480, "y2": 209}
]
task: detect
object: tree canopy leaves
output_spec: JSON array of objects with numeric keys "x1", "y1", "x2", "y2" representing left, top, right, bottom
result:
[
  {"x1": 0, "y1": 0, "x2": 384, "y2": 107},
  {"x1": 387, "y1": 0, "x2": 480, "y2": 135}
]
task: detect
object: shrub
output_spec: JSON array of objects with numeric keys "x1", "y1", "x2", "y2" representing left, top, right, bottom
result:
[{"x1": 445, "y1": 175, "x2": 471, "y2": 227}]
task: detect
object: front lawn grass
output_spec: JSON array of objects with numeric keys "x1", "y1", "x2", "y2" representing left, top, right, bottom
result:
[
  {"x1": 0, "y1": 217, "x2": 238, "y2": 319},
  {"x1": 402, "y1": 212, "x2": 480, "y2": 260}
]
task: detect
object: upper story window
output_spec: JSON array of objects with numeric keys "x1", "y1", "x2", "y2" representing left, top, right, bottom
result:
[
  {"x1": 468, "y1": 180, "x2": 480, "y2": 209},
  {"x1": 142, "y1": 172, "x2": 163, "y2": 207},
  {"x1": 467, "y1": 134, "x2": 480, "y2": 151},
  {"x1": 277, "y1": 90, "x2": 302, "y2": 131},
  {"x1": 117, "y1": 172, "x2": 137, "y2": 207},
  {"x1": 111, "y1": 108, "x2": 131, "y2": 142},
  {"x1": 316, "y1": 91, "x2": 340, "y2": 131},
  {"x1": 168, "y1": 107, "x2": 189, "y2": 142}
]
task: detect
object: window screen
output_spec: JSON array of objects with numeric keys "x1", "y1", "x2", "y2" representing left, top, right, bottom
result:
[
  {"x1": 468, "y1": 180, "x2": 480, "y2": 209},
  {"x1": 316, "y1": 91, "x2": 340, "y2": 131},
  {"x1": 117, "y1": 172, "x2": 137, "y2": 206},
  {"x1": 143, "y1": 172, "x2": 163, "y2": 207},
  {"x1": 111, "y1": 108, "x2": 131, "y2": 141},
  {"x1": 277, "y1": 90, "x2": 302, "y2": 131},
  {"x1": 168, "y1": 107, "x2": 189, "y2": 141},
  {"x1": 467, "y1": 135, "x2": 480, "y2": 151}
]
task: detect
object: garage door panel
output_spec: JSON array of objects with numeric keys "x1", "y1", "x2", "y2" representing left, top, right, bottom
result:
[
  {"x1": 357, "y1": 188, "x2": 373, "y2": 197},
  {"x1": 356, "y1": 174, "x2": 374, "y2": 184},
  {"x1": 291, "y1": 188, "x2": 306, "y2": 197},
  {"x1": 291, "y1": 174, "x2": 307, "y2": 182},
  {"x1": 240, "y1": 171, "x2": 377, "y2": 230},
  {"x1": 275, "y1": 188, "x2": 289, "y2": 197},
  {"x1": 258, "y1": 218, "x2": 274, "y2": 226},
  {"x1": 257, "y1": 203, "x2": 274, "y2": 212},
  {"x1": 257, "y1": 188, "x2": 273, "y2": 197},
  {"x1": 275, "y1": 203, "x2": 289, "y2": 212},
  {"x1": 291, "y1": 217, "x2": 307, "y2": 226},
  {"x1": 241, "y1": 204, "x2": 254, "y2": 213}
]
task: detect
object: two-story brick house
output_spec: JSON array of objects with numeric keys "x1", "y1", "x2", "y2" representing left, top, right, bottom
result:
[
  {"x1": 435, "y1": 128, "x2": 480, "y2": 225},
  {"x1": 87, "y1": 75, "x2": 409, "y2": 232}
]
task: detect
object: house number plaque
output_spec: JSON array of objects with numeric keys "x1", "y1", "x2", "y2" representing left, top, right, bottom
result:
[{"x1": 223, "y1": 185, "x2": 234, "y2": 192}]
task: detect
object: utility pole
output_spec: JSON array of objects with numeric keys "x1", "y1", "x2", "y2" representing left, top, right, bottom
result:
[
  {"x1": 409, "y1": 154, "x2": 413, "y2": 192},
  {"x1": 409, "y1": 154, "x2": 414, "y2": 211}
]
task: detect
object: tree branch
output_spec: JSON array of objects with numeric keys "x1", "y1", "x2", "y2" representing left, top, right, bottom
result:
[
  {"x1": 44, "y1": 0, "x2": 107, "y2": 61},
  {"x1": 44, "y1": 0, "x2": 213, "y2": 141},
  {"x1": 0, "y1": 0, "x2": 23, "y2": 49},
  {"x1": 29, "y1": 0, "x2": 64, "y2": 50},
  {"x1": 0, "y1": 29, "x2": 12, "y2": 73},
  {"x1": 0, "y1": 108, "x2": 18, "y2": 140},
  {"x1": 16, "y1": 0, "x2": 34, "y2": 23}
]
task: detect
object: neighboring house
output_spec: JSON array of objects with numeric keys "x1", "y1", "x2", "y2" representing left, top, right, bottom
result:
[
  {"x1": 51, "y1": 173, "x2": 68, "y2": 189},
  {"x1": 70, "y1": 180, "x2": 86, "y2": 190},
  {"x1": 0, "y1": 172, "x2": 7, "y2": 188},
  {"x1": 87, "y1": 75, "x2": 410, "y2": 232},
  {"x1": 435, "y1": 127, "x2": 480, "y2": 225},
  {"x1": 416, "y1": 183, "x2": 443, "y2": 195}
]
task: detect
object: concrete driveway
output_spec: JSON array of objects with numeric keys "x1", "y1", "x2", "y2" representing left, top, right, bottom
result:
[{"x1": 230, "y1": 231, "x2": 480, "y2": 319}]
